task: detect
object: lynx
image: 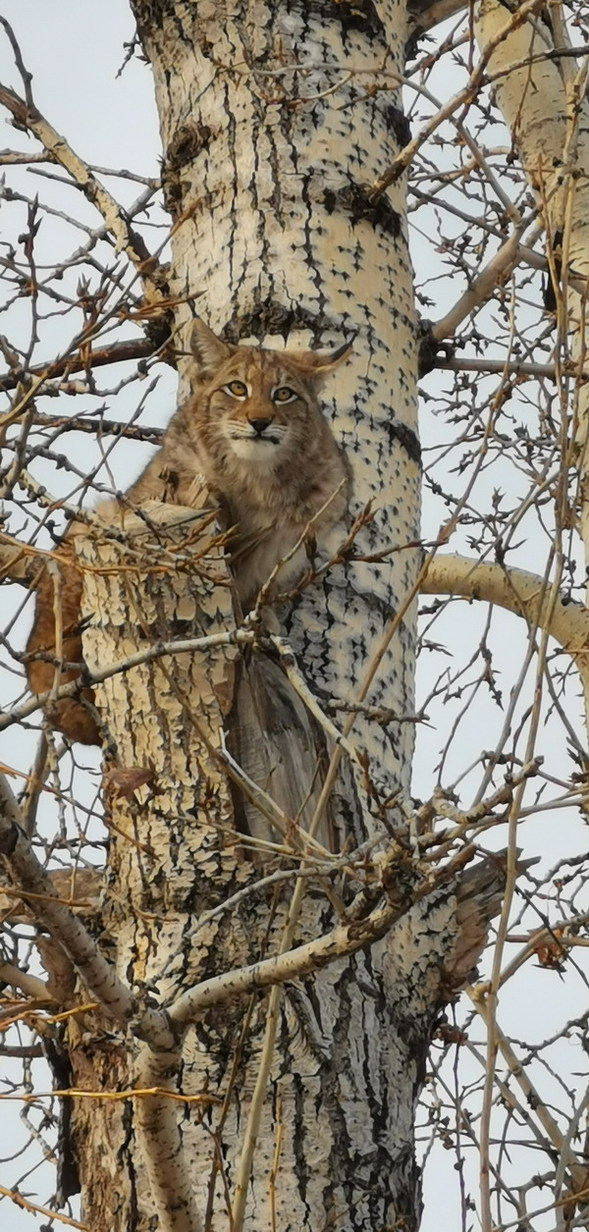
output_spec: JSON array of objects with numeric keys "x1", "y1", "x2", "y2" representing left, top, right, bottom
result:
[{"x1": 26, "y1": 319, "x2": 352, "y2": 743}]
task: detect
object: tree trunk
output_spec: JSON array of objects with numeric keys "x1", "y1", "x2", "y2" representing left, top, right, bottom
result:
[{"x1": 54, "y1": 3, "x2": 473, "y2": 1230}]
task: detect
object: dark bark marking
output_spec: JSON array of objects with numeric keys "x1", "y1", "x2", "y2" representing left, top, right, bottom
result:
[
  {"x1": 0, "y1": 820, "x2": 19, "y2": 855},
  {"x1": 44, "y1": 1035, "x2": 80, "y2": 1201},
  {"x1": 121, "y1": 1094, "x2": 139, "y2": 1228},
  {"x1": 384, "y1": 419, "x2": 422, "y2": 465},
  {"x1": 291, "y1": 1069, "x2": 312, "y2": 1212},
  {"x1": 417, "y1": 319, "x2": 455, "y2": 377},
  {"x1": 383, "y1": 104, "x2": 412, "y2": 147},
  {"x1": 226, "y1": 300, "x2": 349, "y2": 345},
  {"x1": 287, "y1": 0, "x2": 386, "y2": 42},
  {"x1": 324, "y1": 183, "x2": 401, "y2": 238},
  {"x1": 162, "y1": 122, "x2": 213, "y2": 216}
]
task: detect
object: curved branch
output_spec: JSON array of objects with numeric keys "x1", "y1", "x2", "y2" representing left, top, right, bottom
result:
[
  {"x1": 0, "y1": 771, "x2": 167, "y2": 1042},
  {"x1": 408, "y1": 0, "x2": 466, "y2": 35},
  {"x1": 421, "y1": 554, "x2": 589, "y2": 675}
]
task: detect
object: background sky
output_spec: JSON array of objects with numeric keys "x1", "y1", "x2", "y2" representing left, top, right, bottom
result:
[{"x1": 1, "y1": 4, "x2": 588, "y2": 1230}]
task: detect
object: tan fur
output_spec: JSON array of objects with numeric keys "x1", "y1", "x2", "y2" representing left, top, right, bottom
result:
[{"x1": 25, "y1": 320, "x2": 352, "y2": 743}]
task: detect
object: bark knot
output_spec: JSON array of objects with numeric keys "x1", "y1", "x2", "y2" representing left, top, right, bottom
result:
[{"x1": 324, "y1": 183, "x2": 401, "y2": 238}]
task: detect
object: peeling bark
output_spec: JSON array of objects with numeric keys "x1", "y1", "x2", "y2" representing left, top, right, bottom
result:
[{"x1": 30, "y1": 2, "x2": 501, "y2": 1229}]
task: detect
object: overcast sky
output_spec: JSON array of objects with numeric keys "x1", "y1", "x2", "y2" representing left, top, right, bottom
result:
[{"x1": 0, "y1": 6, "x2": 587, "y2": 1231}]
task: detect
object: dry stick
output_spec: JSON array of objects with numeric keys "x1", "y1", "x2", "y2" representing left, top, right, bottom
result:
[
  {"x1": 218, "y1": 734, "x2": 330, "y2": 858},
  {"x1": 469, "y1": 990, "x2": 588, "y2": 1196},
  {"x1": 498, "y1": 913, "x2": 589, "y2": 987},
  {"x1": 0, "y1": 76, "x2": 164, "y2": 306},
  {"x1": 438, "y1": 355, "x2": 589, "y2": 380},
  {"x1": 47, "y1": 558, "x2": 65, "y2": 716},
  {"x1": 232, "y1": 369, "x2": 519, "y2": 1224},
  {"x1": 372, "y1": 0, "x2": 546, "y2": 196},
  {"x1": 269, "y1": 634, "x2": 361, "y2": 766},
  {"x1": 0, "y1": 1183, "x2": 89, "y2": 1232}
]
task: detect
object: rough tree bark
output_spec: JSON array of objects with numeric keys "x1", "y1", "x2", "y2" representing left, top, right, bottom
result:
[
  {"x1": 51, "y1": 2, "x2": 461, "y2": 1230},
  {"x1": 0, "y1": 2, "x2": 557, "y2": 1231}
]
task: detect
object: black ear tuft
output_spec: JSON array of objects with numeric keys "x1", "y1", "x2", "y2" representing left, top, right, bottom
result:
[
  {"x1": 191, "y1": 319, "x2": 235, "y2": 377},
  {"x1": 285, "y1": 339, "x2": 354, "y2": 382}
]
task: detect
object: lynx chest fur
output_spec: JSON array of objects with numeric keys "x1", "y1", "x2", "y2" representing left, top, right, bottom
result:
[{"x1": 26, "y1": 321, "x2": 352, "y2": 744}]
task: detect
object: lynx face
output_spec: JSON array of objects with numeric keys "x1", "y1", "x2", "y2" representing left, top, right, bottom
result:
[
  {"x1": 177, "y1": 319, "x2": 354, "y2": 608},
  {"x1": 204, "y1": 352, "x2": 321, "y2": 467},
  {"x1": 188, "y1": 319, "x2": 352, "y2": 479}
]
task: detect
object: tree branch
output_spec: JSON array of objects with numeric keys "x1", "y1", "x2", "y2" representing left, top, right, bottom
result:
[
  {"x1": 7, "y1": 627, "x2": 256, "y2": 734},
  {"x1": 0, "y1": 67, "x2": 166, "y2": 306},
  {"x1": 0, "y1": 336, "x2": 163, "y2": 394},
  {"x1": 408, "y1": 0, "x2": 467, "y2": 35},
  {"x1": 435, "y1": 356, "x2": 588, "y2": 382},
  {"x1": 0, "y1": 771, "x2": 168, "y2": 1041},
  {"x1": 421, "y1": 554, "x2": 589, "y2": 685},
  {"x1": 432, "y1": 227, "x2": 525, "y2": 341}
]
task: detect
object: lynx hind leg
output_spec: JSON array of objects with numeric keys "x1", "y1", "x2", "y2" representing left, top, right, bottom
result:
[{"x1": 25, "y1": 552, "x2": 99, "y2": 746}]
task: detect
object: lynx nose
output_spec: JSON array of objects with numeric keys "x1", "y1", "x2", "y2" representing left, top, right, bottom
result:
[{"x1": 248, "y1": 417, "x2": 274, "y2": 436}]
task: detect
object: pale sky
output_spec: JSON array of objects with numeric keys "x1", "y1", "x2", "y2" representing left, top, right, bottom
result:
[{"x1": 0, "y1": 6, "x2": 587, "y2": 1231}]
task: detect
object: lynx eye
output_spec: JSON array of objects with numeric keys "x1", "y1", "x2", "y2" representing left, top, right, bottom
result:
[
  {"x1": 223, "y1": 380, "x2": 249, "y2": 398},
  {"x1": 272, "y1": 385, "x2": 298, "y2": 404}
]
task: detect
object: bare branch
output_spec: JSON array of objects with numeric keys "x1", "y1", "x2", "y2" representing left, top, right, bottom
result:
[
  {"x1": 0, "y1": 25, "x2": 166, "y2": 305},
  {"x1": 0, "y1": 771, "x2": 163, "y2": 1038},
  {"x1": 421, "y1": 553, "x2": 589, "y2": 664},
  {"x1": 0, "y1": 336, "x2": 163, "y2": 394}
]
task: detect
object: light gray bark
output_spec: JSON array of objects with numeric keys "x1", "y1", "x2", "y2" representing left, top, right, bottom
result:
[{"x1": 33, "y1": 3, "x2": 495, "y2": 1230}]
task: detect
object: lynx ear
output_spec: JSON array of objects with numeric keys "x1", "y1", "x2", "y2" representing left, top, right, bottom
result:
[
  {"x1": 190, "y1": 319, "x2": 235, "y2": 377},
  {"x1": 286, "y1": 339, "x2": 353, "y2": 381}
]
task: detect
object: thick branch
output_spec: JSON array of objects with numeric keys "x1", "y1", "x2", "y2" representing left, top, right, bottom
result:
[
  {"x1": 134, "y1": 1049, "x2": 204, "y2": 1232},
  {"x1": 421, "y1": 554, "x2": 589, "y2": 684},
  {"x1": 0, "y1": 336, "x2": 162, "y2": 394},
  {"x1": 0, "y1": 539, "x2": 39, "y2": 586},
  {"x1": 408, "y1": 0, "x2": 467, "y2": 34},
  {"x1": 167, "y1": 846, "x2": 479, "y2": 1032}
]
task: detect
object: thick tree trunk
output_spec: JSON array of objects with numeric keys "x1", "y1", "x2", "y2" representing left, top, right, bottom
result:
[
  {"x1": 133, "y1": 0, "x2": 421, "y2": 799},
  {"x1": 56, "y1": 4, "x2": 466, "y2": 1231}
]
